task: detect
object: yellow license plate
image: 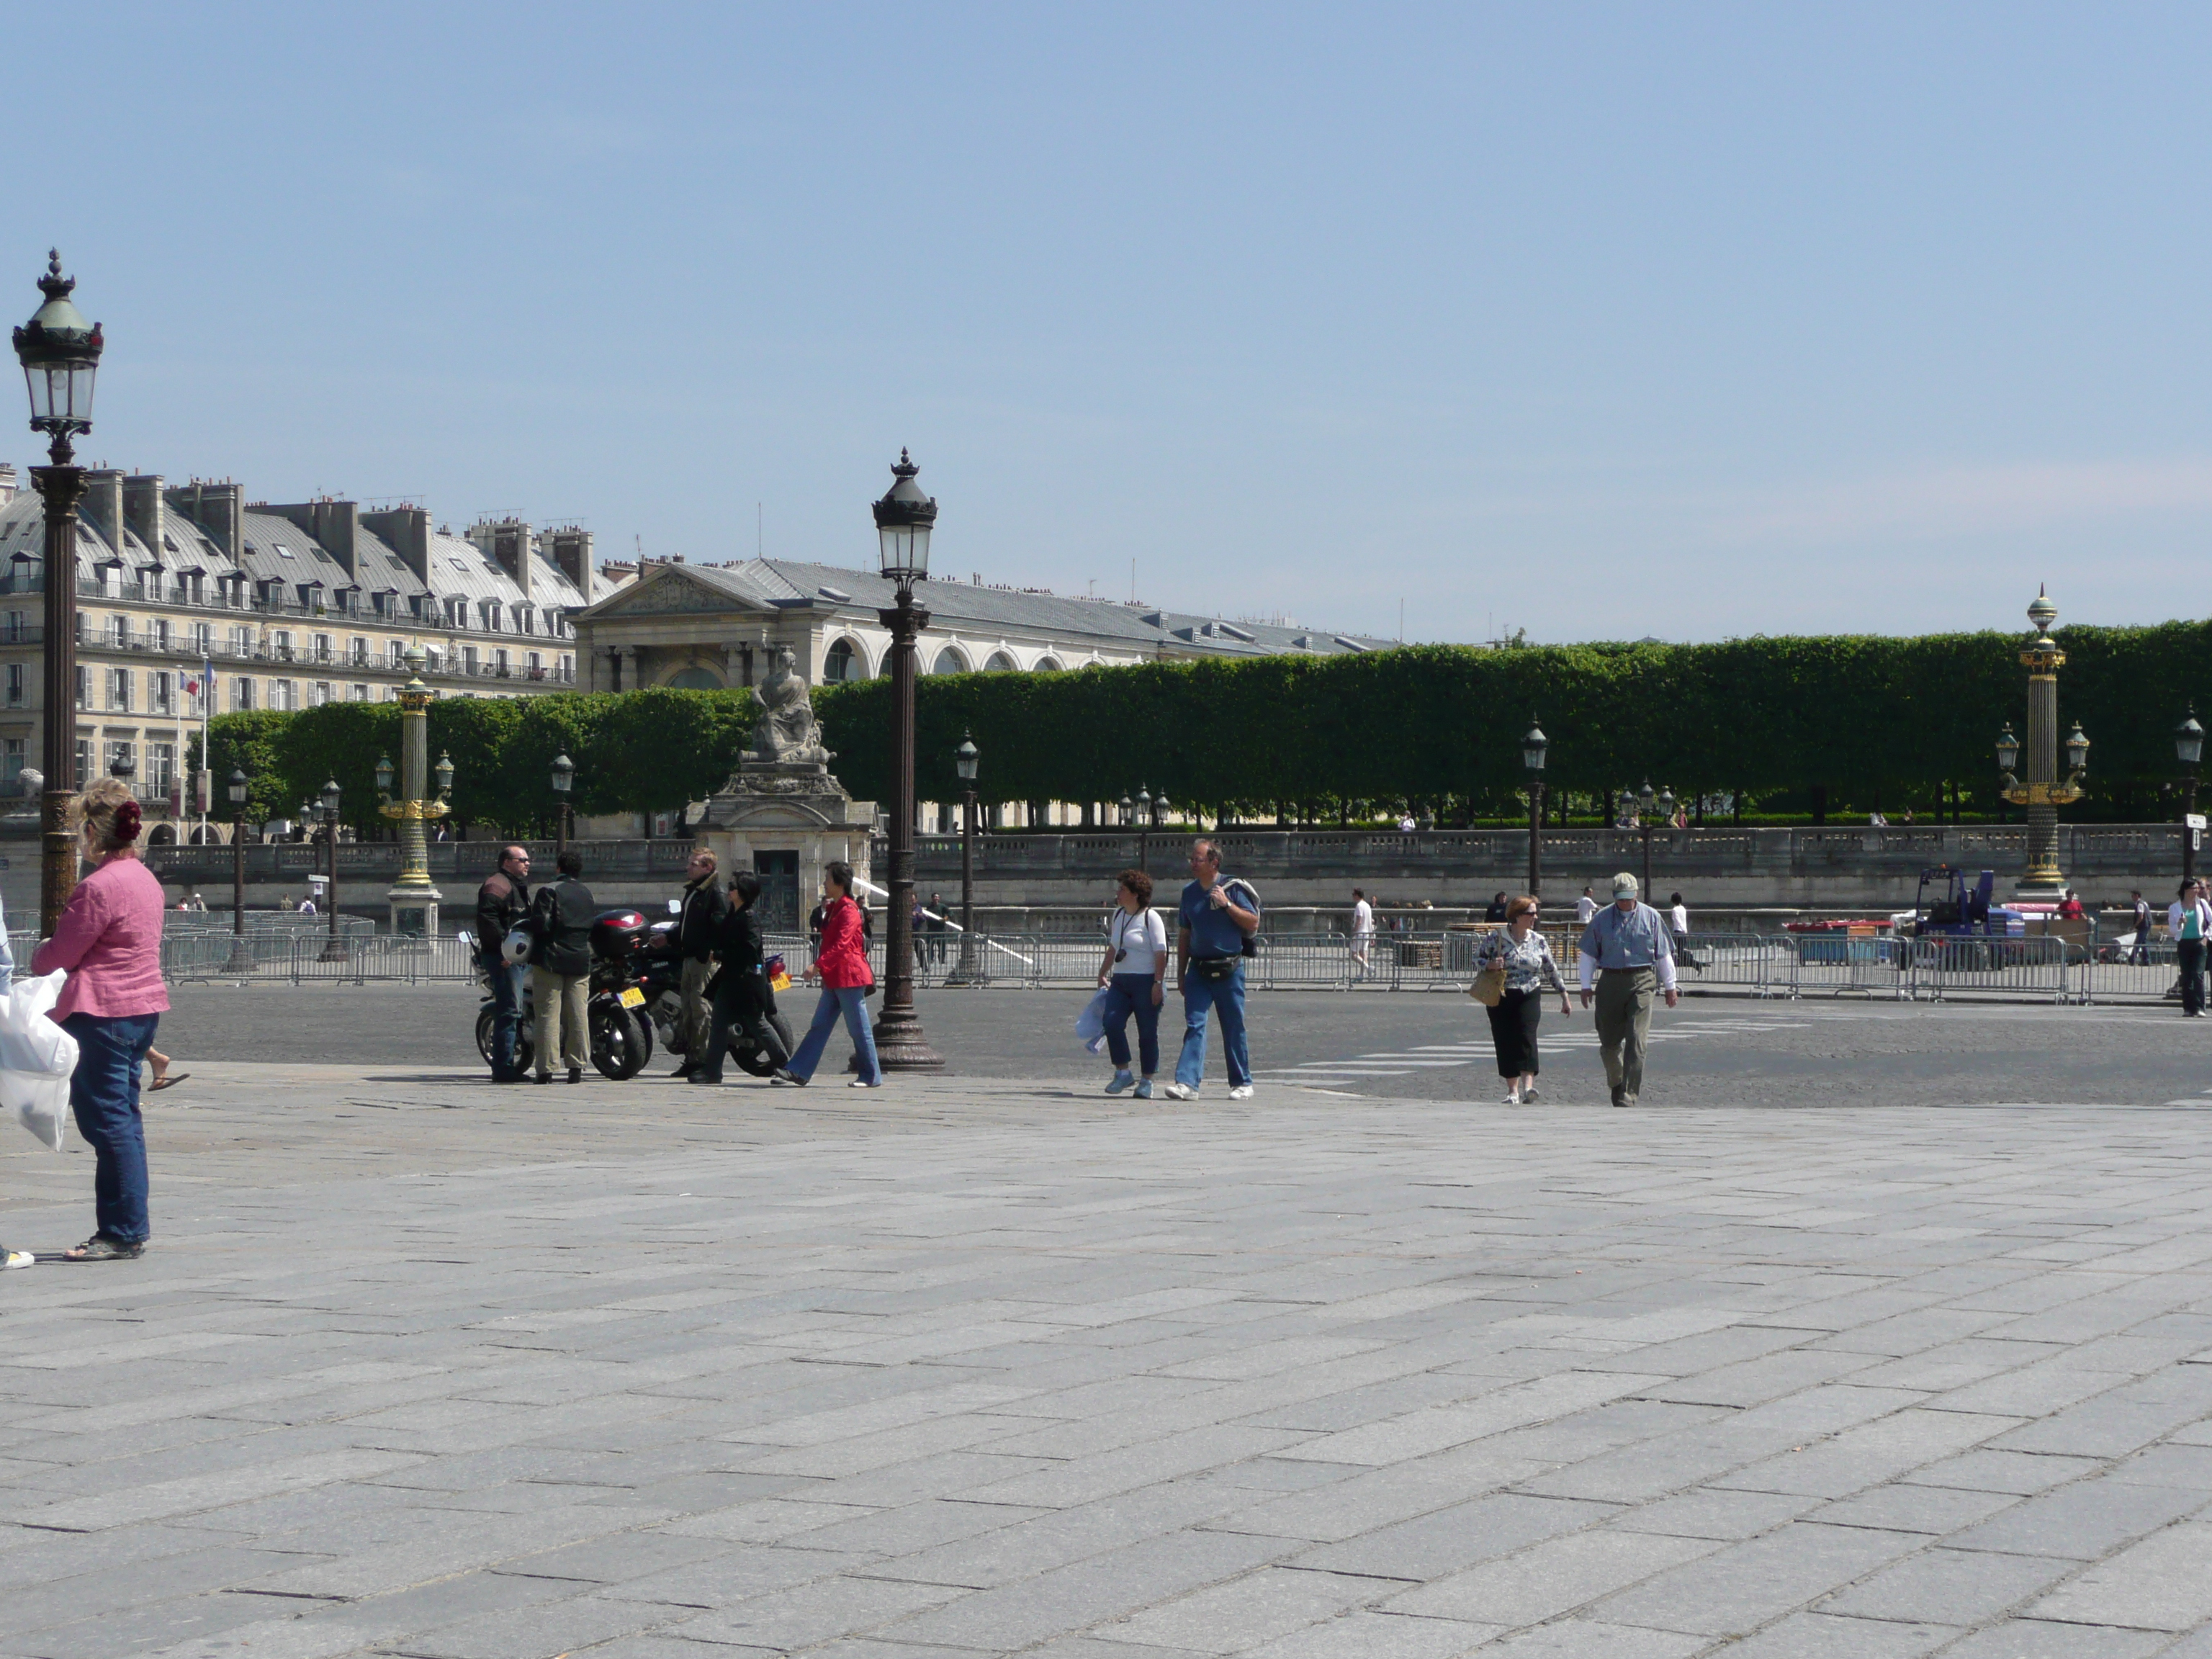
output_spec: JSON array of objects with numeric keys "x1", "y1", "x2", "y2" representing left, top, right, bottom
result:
[{"x1": 618, "y1": 986, "x2": 645, "y2": 1009}]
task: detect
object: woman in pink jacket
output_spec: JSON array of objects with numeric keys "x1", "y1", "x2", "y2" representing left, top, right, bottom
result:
[
  {"x1": 33, "y1": 778, "x2": 168, "y2": 1260},
  {"x1": 780, "y1": 860, "x2": 881, "y2": 1087}
]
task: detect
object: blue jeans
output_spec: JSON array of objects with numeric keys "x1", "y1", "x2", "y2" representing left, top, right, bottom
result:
[
  {"x1": 1177, "y1": 963, "x2": 1250, "y2": 1089},
  {"x1": 1103, "y1": 972, "x2": 1162, "y2": 1074},
  {"x1": 487, "y1": 956, "x2": 528, "y2": 1078},
  {"x1": 63, "y1": 1011, "x2": 159, "y2": 1244},
  {"x1": 788, "y1": 986, "x2": 882, "y2": 1084}
]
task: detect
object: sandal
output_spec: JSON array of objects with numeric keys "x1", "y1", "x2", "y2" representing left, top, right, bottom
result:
[
  {"x1": 63, "y1": 1236, "x2": 145, "y2": 1262},
  {"x1": 148, "y1": 1073, "x2": 190, "y2": 1093}
]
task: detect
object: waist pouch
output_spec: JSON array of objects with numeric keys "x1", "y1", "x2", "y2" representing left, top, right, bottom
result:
[{"x1": 1190, "y1": 956, "x2": 1239, "y2": 983}]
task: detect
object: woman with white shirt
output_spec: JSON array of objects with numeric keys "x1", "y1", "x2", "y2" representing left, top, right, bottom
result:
[
  {"x1": 2172, "y1": 878, "x2": 2212, "y2": 1017},
  {"x1": 1667, "y1": 891, "x2": 1703, "y2": 971},
  {"x1": 1097, "y1": 869, "x2": 1169, "y2": 1097}
]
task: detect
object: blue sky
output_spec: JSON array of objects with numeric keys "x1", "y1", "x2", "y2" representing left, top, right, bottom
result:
[{"x1": 11, "y1": 3, "x2": 2211, "y2": 643}]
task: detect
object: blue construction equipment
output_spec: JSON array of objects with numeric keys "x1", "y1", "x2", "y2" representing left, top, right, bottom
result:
[{"x1": 1908, "y1": 866, "x2": 2026, "y2": 938}]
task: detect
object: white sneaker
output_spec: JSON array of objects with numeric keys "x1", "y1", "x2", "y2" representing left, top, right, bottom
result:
[
  {"x1": 1, "y1": 1248, "x2": 32, "y2": 1270},
  {"x1": 1228, "y1": 1084, "x2": 1254, "y2": 1100},
  {"x1": 1105, "y1": 1071, "x2": 1135, "y2": 1095},
  {"x1": 849, "y1": 1079, "x2": 881, "y2": 1089},
  {"x1": 1163, "y1": 1083, "x2": 1197, "y2": 1101}
]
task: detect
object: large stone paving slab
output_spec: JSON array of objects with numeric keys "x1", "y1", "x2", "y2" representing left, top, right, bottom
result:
[{"x1": 5, "y1": 1062, "x2": 2212, "y2": 1655}]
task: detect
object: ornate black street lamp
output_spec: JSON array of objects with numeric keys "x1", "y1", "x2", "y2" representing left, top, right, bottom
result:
[
  {"x1": 551, "y1": 750, "x2": 575, "y2": 856},
  {"x1": 954, "y1": 729, "x2": 979, "y2": 983},
  {"x1": 1137, "y1": 784, "x2": 1153, "y2": 875},
  {"x1": 318, "y1": 777, "x2": 345, "y2": 961},
  {"x1": 868, "y1": 450, "x2": 943, "y2": 1069},
  {"x1": 13, "y1": 252, "x2": 102, "y2": 937},
  {"x1": 1521, "y1": 716, "x2": 1548, "y2": 898},
  {"x1": 2179, "y1": 707, "x2": 2204, "y2": 886},
  {"x1": 224, "y1": 768, "x2": 253, "y2": 974},
  {"x1": 1637, "y1": 779, "x2": 1657, "y2": 899}
]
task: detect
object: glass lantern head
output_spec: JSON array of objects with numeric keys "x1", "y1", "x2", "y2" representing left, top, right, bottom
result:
[{"x1": 871, "y1": 449, "x2": 937, "y2": 586}]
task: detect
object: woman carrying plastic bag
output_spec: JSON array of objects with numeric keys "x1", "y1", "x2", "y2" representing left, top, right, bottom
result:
[{"x1": 0, "y1": 901, "x2": 54, "y2": 1269}]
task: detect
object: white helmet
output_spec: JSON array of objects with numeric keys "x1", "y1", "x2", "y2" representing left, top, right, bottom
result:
[{"x1": 499, "y1": 925, "x2": 534, "y2": 966}]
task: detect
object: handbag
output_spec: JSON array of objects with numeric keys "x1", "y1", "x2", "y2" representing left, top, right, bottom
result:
[{"x1": 1469, "y1": 963, "x2": 1507, "y2": 1007}]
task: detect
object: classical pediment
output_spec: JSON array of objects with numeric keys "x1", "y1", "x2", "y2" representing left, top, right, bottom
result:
[{"x1": 577, "y1": 567, "x2": 762, "y2": 621}]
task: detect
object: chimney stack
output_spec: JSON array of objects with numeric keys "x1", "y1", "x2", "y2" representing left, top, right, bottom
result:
[
  {"x1": 123, "y1": 475, "x2": 166, "y2": 562},
  {"x1": 360, "y1": 506, "x2": 431, "y2": 586},
  {"x1": 266, "y1": 499, "x2": 360, "y2": 579},
  {"x1": 0, "y1": 464, "x2": 17, "y2": 503},
  {"x1": 83, "y1": 469, "x2": 126, "y2": 554},
  {"x1": 549, "y1": 526, "x2": 593, "y2": 594},
  {"x1": 168, "y1": 480, "x2": 246, "y2": 564},
  {"x1": 473, "y1": 518, "x2": 532, "y2": 603}
]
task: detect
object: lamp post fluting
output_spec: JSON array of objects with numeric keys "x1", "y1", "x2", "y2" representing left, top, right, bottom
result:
[
  {"x1": 13, "y1": 252, "x2": 102, "y2": 938},
  {"x1": 224, "y1": 768, "x2": 253, "y2": 975},
  {"x1": 954, "y1": 730, "x2": 979, "y2": 984},
  {"x1": 317, "y1": 778, "x2": 346, "y2": 961},
  {"x1": 2178, "y1": 707, "x2": 2204, "y2": 888},
  {"x1": 1137, "y1": 784, "x2": 1152, "y2": 876},
  {"x1": 551, "y1": 751, "x2": 575, "y2": 856},
  {"x1": 1994, "y1": 588, "x2": 2089, "y2": 898},
  {"x1": 376, "y1": 647, "x2": 452, "y2": 936},
  {"x1": 1638, "y1": 779, "x2": 1656, "y2": 899},
  {"x1": 1521, "y1": 716, "x2": 1549, "y2": 899},
  {"x1": 868, "y1": 450, "x2": 944, "y2": 1070}
]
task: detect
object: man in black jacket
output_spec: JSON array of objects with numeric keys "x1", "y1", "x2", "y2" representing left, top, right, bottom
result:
[
  {"x1": 529, "y1": 848, "x2": 596, "y2": 1084},
  {"x1": 671, "y1": 848, "x2": 727, "y2": 1078},
  {"x1": 475, "y1": 845, "x2": 532, "y2": 1082},
  {"x1": 692, "y1": 871, "x2": 794, "y2": 1085}
]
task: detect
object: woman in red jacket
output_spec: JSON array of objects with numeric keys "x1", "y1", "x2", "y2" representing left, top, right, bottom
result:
[{"x1": 780, "y1": 860, "x2": 882, "y2": 1087}]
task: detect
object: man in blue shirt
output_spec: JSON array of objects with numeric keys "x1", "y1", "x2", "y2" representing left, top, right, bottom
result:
[
  {"x1": 1166, "y1": 839, "x2": 1261, "y2": 1100},
  {"x1": 1576, "y1": 871, "x2": 1678, "y2": 1107}
]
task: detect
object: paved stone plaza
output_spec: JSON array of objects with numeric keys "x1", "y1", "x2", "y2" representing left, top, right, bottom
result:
[{"x1": 9, "y1": 1029, "x2": 2212, "y2": 1657}]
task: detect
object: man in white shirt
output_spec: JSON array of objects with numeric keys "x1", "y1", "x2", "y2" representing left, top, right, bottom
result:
[
  {"x1": 1349, "y1": 889, "x2": 1374, "y2": 981},
  {"x1": 1575, "y1": 886, "x2": 1598, "y2": 926},
  {"x1": 2171, "y1": 878, "x2": 2211, "y2": 1017}
]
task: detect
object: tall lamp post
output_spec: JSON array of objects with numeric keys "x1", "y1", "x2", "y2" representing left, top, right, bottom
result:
[
  {"x1": 954, "y1": 730, "x2": 979, "y2": 984},
  {"x1": 317, "y1": 778, "x2": 345, "y2": 961},
  {"x1": 868, "y1": 449, "x2": 943, "y2": 1070},
  {"x1": 376, "y1": 647, "x2": 453, "y2": 936},
  {"x1": 1521, "y1": 716, "x2": 1549, "y2": 898},
  {"x1": 1994, "y1": 588, "x2": 2090, "y2": 898},
  {"x1": 1137, "y1": 785, "x2": 1153, "y2": 875},
  {"x1": 1637, "y1": 780, "x2": 1657, "y2": 898},
  {"x1": 551, "y1": 751, "x2": 575, "y2": 856},
  {"x1": 223, "y1": 768, "x2": 253, "y2": 975},
  {"x1": 13, "y1": 253, "x2": 102, "y2": 938},
  {"x1": 2178, "y1": 707, "x2": 2204, "y2": 887}
]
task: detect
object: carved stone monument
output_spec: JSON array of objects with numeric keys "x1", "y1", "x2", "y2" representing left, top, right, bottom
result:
[{"x1": 697, "y1": 651, "x2": 875, "y2": 930}]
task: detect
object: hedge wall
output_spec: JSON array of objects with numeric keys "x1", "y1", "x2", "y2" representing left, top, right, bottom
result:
[{"x1": 193, "y1": 621, "x2": 2212, "y2": 831}]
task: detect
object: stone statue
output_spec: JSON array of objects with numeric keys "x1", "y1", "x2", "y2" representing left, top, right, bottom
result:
[{"x1": 751, "y1": 645, "x2": 831, "y2": 766}]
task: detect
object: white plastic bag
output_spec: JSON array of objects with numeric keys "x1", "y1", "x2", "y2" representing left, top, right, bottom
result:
[
  {"x1": 1075, "y1": 987, "x2": 1112, "y2": 1056},
  {"x1": 0, "y1": 970, "x2": 78, "y2": 1152}
]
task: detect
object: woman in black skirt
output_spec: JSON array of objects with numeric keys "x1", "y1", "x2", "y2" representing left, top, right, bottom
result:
[{"x1": 1474, "y1": 894, "x2": 1572, "y2": 1104}]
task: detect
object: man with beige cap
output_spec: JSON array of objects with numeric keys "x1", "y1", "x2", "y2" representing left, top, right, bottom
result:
[{"x1": 1576, "y1": 871, "x2": 1678, "y2": 1107}]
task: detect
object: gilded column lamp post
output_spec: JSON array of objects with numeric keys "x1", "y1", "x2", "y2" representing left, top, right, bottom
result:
[
  {"x1": 377, "y1": 647, "x2": 454, "y2": 937},
  {"x1": 223, "y1": 767, "x2": 255, "y2": 976},
  {"x1": 1994, "y1": 588, "x2": 2089, "y2": 899}
]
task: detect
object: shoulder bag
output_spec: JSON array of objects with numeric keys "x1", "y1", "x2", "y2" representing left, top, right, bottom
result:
[{"x1": 1468, "y1": 934, "x2": 1507, "y2": 1006}]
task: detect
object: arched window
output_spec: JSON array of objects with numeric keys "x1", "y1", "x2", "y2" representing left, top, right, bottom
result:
[
  {"x1": 984, "y1": 652, "x2": 1017, "y2": 673},
  {"x1": 823, "y1": 637, "x2": 863, "y2": 683},
  {"x1": 931, "y1": 647, "x2": 968, "y2": 675},
  {"x1": 1034, "y1": 656, "x2": 1064, "y2": 672},
  {"x1": 665, "y1": 667, "x2": 721, "y2": 690}
]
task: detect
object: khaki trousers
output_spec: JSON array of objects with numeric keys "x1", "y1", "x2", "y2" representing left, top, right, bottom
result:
[
  {"x1": 680, "y1": 957, "x2": 714, "y2": 1064},
  {"x1": 531, "y1": 968, "x2": 590, "y2": 1078},
  {"x1": 1594, "y1": 967, "x2": 1655, "y2": 1105}
]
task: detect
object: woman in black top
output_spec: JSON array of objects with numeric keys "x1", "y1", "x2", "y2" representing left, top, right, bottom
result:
[{"x1": 693, "y1": 871, "x2": 796, "y2": 1085}]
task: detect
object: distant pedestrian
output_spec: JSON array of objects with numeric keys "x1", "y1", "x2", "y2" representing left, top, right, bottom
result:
[
  {"x1": 2131, "y1": 889, "x2": 2152, "y2": 966},
  {"x1": 33, "y1": 779, "x2": 166, "y2": 1261},
  {"x1": 1576, "y1": 872, "x2": 1678, "y2": 1107},
  {"x1": 911, "y1": 894, "x2": 931, "y2": 975},
  {"x1": 1097, "y1": 869, "x2": 1167, "y2": 1099},
  {"x1": 1165, "y1": 839, "x2": 1262, "y2": 1101},
  {"x1": 784, "y1": 861, "x2": 882, "y2": 1088},
  {"x1": 187, "y1": 891, "x2": 206, "y2": 913},
  {"x1": 1485, "y1": 891, "x2": 1510, "y2": 922},
  {"x1": 691, "y1": 871, "x2": 794, "y2": 1086},
  {"x1": 2172, "y1": 879, "x2": 2211, "y2": 1017},
  {"x1": 926, "y1": 891, "x2": 950, "y2": 967},
  {"x1": 2057, "y1": 889, "x2": 2085, "y2": 920},
  {"x1": 475, "y1": 845, "x2": 533, "y2": 1083},
  {"x1": 297, "y1": 894, "x2": 316, "y2": 916},
  {"x1": 1349, "y1": 888, "x2": 1375, "y2": 980},
  {"x1": 670, "y1": 848, "x2": 726, "y2": 1079},
  {"x1": 1667, "y1": 891, "x2": 1704, "y2": 971},
  {"x1": 1575, "y1": 886, "x2": 1597, "y2": 926},
  {"x1": 529, "y1": 848, "x2": 595, "y2": 1084},
  {"x1": 1475, "y1": 895, "x2": 1570, "y2": 1105}
]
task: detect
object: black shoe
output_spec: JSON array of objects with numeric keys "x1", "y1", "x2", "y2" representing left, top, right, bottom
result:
[
  {"x1": 772, "y1": 1069, "x2": 805, "y2": 1087},
  {"x1": 670, "y1": 1063, "x2": 696, "y2": 1079},
  {"x1": 687, "y1": 1071, "x2": 724, "y2": 1085},
  {"x1": 533, "y1": 1074, "x2": 551, "y2": 1086},
  {"x1": 567, "y1": 1066, "x2": 583, "y2": 1084}
]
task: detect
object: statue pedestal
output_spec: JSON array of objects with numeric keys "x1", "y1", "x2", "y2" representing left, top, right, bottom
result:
[
  {"x1": 386, "y1": 884, "x2": 443, "y2": 939},
  {"x1": 698, "y1": 761, "x2": 875, "y2": 934}
]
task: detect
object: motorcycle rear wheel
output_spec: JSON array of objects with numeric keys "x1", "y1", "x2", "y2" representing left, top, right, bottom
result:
[
  {"x1": 475, "y1": 1005, "x2": 535, "y2": 1074},
  {"x1": 591, "y1": 1004, "x2": 652, "y2": 1080},
  {"x1": 730, "y1": 1012, "x2": 797, "y2": 1078}
]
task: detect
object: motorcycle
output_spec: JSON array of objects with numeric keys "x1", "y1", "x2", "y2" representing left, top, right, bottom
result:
[{"x1": 631, "y1": 917, "x2": 797, "y2": 1077}]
